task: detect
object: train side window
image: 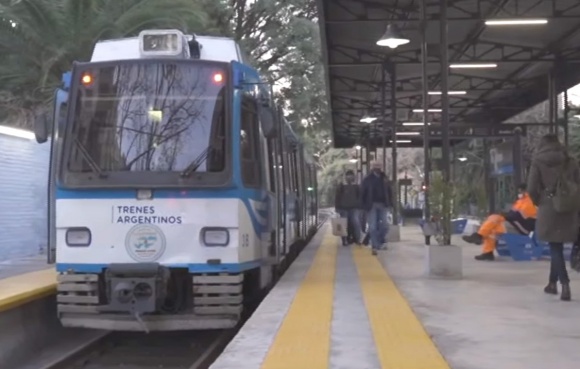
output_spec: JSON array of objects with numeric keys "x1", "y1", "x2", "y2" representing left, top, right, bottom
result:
[{"x1": 240, "y1": 96, "x2": 262, "y2": 187}]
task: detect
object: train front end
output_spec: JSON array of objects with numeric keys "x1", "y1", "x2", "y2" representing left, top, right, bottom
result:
[{"x1": 35, "y1": 30, "x2": 265, "y2": 331}]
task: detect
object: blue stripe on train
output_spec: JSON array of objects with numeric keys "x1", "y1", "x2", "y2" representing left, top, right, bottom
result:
[{"x1": 56, "y1": 260, "x2": 262, "y2": 274}]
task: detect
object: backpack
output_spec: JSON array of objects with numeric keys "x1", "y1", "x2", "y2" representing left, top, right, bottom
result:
[{"x1": 549, "y1": 159, "x2": 580, "y2": 213}]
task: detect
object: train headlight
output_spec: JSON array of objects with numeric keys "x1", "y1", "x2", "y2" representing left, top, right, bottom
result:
[
  {"x1": 139, "y1": 29, "x2": 184, "y2": 57},
  {"x1": 66, "y1": 227, "x2": 92, "y2": 247},
  {"x1": 201, "y1": 227, "x2": 230, "y2": 247}
]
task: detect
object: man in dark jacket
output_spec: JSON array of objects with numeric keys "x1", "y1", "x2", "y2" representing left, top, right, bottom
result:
[
  {"x1": 334, "y1": 170, "x2": 362, "y2": 245},
  {"x1": 361, "y1": 161, "x2": 394, "y2": 255}
]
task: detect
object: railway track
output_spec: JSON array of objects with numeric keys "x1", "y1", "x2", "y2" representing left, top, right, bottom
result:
[
  {"x1": 49, "y1": 330, "x2": 231, "y2": 369},
  {"x1": 42, "y1": 214, "x2": 331, "y2": 369}
]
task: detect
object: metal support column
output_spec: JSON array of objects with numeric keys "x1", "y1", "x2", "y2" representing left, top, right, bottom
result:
[
  {"x1": 548, "y1": 70, "x2": 556, "y2": 134},
  {"x1": 439, "y1": 0, "x2": 451, "y2": 245},
  {"x1": 513, "y1": 130, "x2": 523, "y2": 187},
  {"x1": 365, "y1": 144, "x2": 371, "y2": 174},
  {"x1": 483, "y1": 139, "x2": 494, "y2": 214},
  {"x1": 390, "y1": 63, "x2": 399, "y2": 225},
  {"x1": 564, "y1": 89, "x2": 570, "y2": 147},
  {"x1": 421, "y1": 0, "x2": 430, "y2": 222},
  {"x1": 381, "y1": 65, "x2": 387, "y2": 173}
]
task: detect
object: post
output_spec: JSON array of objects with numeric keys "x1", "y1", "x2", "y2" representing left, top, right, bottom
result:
[
  {"x1": 513, "y1": 130, "x2": 523, "y2": 188},
  {"x1": 421, "y1": 0, "x2": 430, "y2": 220},
  {"x1": 548, "y1": 70, "x2": 556, "y2": 134},
  {"x1": 390, "y1": 63, "x2": 399, "y2": 225},
  {"x1": 440, "y1": 0, "x2": 451, "y2": 245},
  {"x1": 564, "y1": 89, "x2": 570, "y2": 147},
  {"x1": 404, "y1": 172, "x2": 408, "y2": 205},
  {"x1": 381, "y1": 65, "x2": 387, "y2": 172},
  {"x1": 483, "y1": 139, "x2": 494, "y2": 214}
]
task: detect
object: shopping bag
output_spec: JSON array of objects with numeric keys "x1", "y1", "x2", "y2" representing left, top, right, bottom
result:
[{"x1": 331, "y1": 217, "x2": 348, "y2": 237}]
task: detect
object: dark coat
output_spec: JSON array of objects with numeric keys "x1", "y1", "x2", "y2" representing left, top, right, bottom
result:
[
  {"x1": 527, "y1": 141, "x2": 580, "y2": 243},
  {"x1": 361, "y1": 171, "x2": 393, "y2": 211}
]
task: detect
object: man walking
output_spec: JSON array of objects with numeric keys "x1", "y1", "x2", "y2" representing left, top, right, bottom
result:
[
  {"x1": 334, "y1": 170, "x2": 362, "y2": 245},
  {"x1": 361, "y1": 161, "x2": 394, "y2": 255}
]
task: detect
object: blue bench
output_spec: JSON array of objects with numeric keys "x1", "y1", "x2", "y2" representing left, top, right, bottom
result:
[
  {"x1": 497, "y1": 232, "x2": 573, "y2": 261},
  {"x1": 496, "y1": 233, "x2": 543, "y2": 261}
]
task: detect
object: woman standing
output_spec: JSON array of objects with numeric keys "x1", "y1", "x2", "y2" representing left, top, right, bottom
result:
[{"x1": 527, "y1": 134, "x2": 580, "y2": 301}]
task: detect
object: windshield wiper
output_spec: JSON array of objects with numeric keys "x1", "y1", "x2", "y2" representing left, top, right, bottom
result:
[
  {"x1": 73, "y1": 139, "x2": 108, "y2": 178},
  {"x1": 180, "y1": 147, "x2": 210, "y2": 178}
]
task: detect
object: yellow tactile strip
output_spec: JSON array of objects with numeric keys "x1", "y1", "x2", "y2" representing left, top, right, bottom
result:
[
  {"x1": 0, "y1": 268, "x2": 57, "y2": 313},
  {"x1": 353, "y1": 247, "x2": 451, "y2": 369},
  {"x1": 261, "y1": 232, "x2": 337, "y2": 369}
]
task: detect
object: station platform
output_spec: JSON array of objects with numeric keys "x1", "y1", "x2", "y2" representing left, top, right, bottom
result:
[
  {"x1": 211, "y1": 224, "x2": 580, "y2": 369},
  {"x1": 0, "y1": 255, "x2": 55, "y2": 313}
]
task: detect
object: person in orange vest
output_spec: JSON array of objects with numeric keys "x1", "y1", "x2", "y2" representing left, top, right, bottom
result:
[{"x1": 463, "y1": 184, "x2": 537, "y2": 261}]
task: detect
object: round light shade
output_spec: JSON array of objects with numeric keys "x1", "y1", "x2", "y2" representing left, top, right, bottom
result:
[{"x1": 376, "y1": 24, "x2": 410, "y2": 49}]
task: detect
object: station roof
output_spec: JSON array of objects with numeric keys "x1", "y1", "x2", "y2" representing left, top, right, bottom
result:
[{"x1": 316, "y1": 0, "x2": 580, "y2": 148}]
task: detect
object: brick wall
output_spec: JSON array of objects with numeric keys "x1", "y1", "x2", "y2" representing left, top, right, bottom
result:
[{"x1": 0, "y1": 135, "x2": 50, "y2": 261}]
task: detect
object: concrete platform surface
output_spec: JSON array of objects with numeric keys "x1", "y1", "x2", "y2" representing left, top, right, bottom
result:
[
  {"x1": 210, "y1": 224, "x2": 580, "y2": 369},
  {"x1": 384, "y1": 227, "x2": 580, "y2": 369},
  {"x1": 211, "y1": 225, "x2": 450, "y2": 369}
]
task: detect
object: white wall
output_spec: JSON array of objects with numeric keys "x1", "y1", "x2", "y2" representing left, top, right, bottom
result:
[{"x1": 0, "y1": 134, "x2": 50, "y2": 261}]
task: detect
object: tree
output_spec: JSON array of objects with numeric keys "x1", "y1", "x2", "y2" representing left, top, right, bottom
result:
[{"x1": 0, "y1": 0, "x2": 208, "y2": 127}]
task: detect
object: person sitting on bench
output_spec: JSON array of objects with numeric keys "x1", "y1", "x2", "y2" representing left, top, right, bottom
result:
[{"x1": 463, "y1": 183, "x2": 537, "y2": 261}]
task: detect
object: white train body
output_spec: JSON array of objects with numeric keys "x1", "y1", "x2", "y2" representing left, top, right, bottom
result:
[{"x1": 36, "y1": 30, "x2": 318, "y2": 331}]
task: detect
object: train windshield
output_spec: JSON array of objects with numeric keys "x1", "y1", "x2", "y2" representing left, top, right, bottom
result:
[{"x1": 64, "y1": 61, "x2": 227, "y2": 183}]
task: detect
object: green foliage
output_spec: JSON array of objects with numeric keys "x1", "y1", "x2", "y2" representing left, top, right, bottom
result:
[
  {"x1": 0, "y1": 0, "x2": 339, "y2": 200},
  {"x1": 0, "y1": 0, "x2": 207, "y2": 127}
]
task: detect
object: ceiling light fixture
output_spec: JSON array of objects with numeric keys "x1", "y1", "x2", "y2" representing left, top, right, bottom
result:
[
  {"x1": 449, "y1": 63, "x2": 497, "y2": 69},
  {"x1": 376, "y1": 24, "x2": 410, "y2": 49},
  {"x1": 428, "y1": 91, "x2": 467, "y2": 95},
  {"x1": 402, "y1": 122, "x2": 429, "y2": 126},
  {"x1": 360, "y1": 113, "x2": 377, "y2": 124},
  {"x1": 485, "y1": 19, "x2": 548, "y2": 26},
  {"x1": 413, "y1": 109, "x2": 442, "y2": 113}
]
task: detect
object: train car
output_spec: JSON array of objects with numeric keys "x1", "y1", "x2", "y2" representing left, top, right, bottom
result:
[{"x1": 34, "y1": 29, "x2": 319, "y2": 331}]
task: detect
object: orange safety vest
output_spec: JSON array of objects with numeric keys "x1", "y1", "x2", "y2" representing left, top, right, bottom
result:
[{"x1": 511, "y1": 192, "x2": 537, "y2": 219}]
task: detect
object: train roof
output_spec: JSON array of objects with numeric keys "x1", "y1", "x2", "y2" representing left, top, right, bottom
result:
[{"x1": 90, "y1": 33, "x2": 250, "y2": 64}]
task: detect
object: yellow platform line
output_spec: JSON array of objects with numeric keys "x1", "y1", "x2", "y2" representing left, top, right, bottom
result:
[
  {"x1": 0, "y1": 268, "x2": 57, "y2": 313},
  {"x1": 261, "y1": 232, "x2": 337, "y2": 369},
  {"x1": 353, "y1": 247, "x2": 451, "y2": 369}
]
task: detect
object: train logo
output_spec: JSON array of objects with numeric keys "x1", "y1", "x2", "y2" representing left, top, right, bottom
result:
[{"x1": 125, "y1": 224, "x2": 167, "y2": 262}]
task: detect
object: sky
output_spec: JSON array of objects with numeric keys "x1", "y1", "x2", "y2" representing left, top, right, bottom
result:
[{"x1": 569, "y1": 84, "x2": 580, "y2": 106}]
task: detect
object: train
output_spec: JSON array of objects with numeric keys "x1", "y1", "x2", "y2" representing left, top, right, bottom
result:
[{"x1": 34, "y1": 29, "x2": 319, "y2": 331}]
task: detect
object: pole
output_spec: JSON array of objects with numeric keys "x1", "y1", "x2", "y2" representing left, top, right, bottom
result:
[
  {"x1": 421, "y1": 0, "x2": 431, "y2": 244},
  {"x1": 440, "y1": 0, "x2": 451, "y2": 245},
  {"x1": 421, "y1": 0, "x2": 430, "y2": 213},
  {"x1": 390, "y1": 63, "x2": 398, "y2": 225},
  {"x1": 381, "y1": 65, "x2": 387, "y2": 173}
]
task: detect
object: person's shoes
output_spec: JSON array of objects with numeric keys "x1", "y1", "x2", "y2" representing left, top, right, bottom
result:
[
  {"x1": 371, "y1": 249, "x2": 378, "y2": 256},
  {"x1": 474, "y1": 252, "x2": 494, "y2": 261},
  {"x1": 561, "y1": 284, "x2": 571, "y2": 301},
  {"x1": 544, "y1": 282, "x2": 558, "y2": 295},
  {"x1": 463, "y1": 233, "x2": 483, "y2": 245}
]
